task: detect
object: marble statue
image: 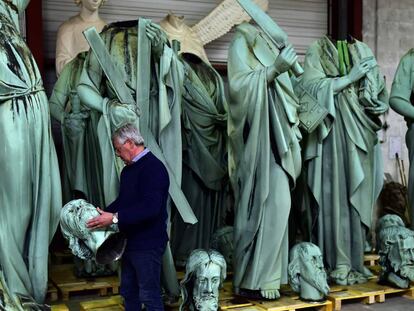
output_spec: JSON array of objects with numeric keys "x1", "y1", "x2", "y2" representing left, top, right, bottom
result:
[
  {"x1": 55, "y1": 0, "x2": 107, "y2": 75},
  {"x1": 298, "y1": 36, "x2": 388, "y2": 285},
  {"x1": 0, "y1": 0, "x2": 62, "y2": 308},
  {"x1": 160, "y1": 13, "x2": 228, "y2": 266},
  {"x1": 288, "y1": 242, "x2": 330, "y2": 301},
  {"x1": 60, "y1": 199, "x2": 127, "y2": 264},
  {"x1": 378, "y1": 225, "x2": 414, "y2": 288},
  {"x1": 227, "y1": 1, "x2": 302, "y2": 299},
  {"x1": 180, "y1": 249, "x2": 227, "y2": 311},
  {"x1": 50, "y1": 52, "x2": 105, "y2": 207},
  {"x1": 390, "y1": 49, "x2": 414, "y2": 230}
]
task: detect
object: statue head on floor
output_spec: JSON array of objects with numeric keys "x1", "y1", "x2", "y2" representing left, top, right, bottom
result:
[
  {"x1": 378, "y1": 225, "x2": 414, "y2": 288},
  {"x1": 60, "y1": 199, "x2": 126, "y2": 264},
  {"x1": 288, "y1": 242, "x2": 330, "y2": 301},
  {"x1": 180, "y1": 249, "x2": 227, "y2": 311}
]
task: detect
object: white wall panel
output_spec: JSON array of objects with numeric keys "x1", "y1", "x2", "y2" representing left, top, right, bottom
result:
[{"x1": 43, "y1": 0, "x2": 328, "y2": 64}]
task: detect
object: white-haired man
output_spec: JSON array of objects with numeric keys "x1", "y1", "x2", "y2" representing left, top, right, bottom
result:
[{"x1": 87, "y1": 123, "x2": 170, "y2": 311}]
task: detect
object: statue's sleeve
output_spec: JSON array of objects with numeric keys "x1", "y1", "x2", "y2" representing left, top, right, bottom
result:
[
  {"x1": 301, "y1": 42, "x2": 336, "y2": 140},
  {"x1": 77, "y1": 46, "x2": 105, "y2": 113},
  {"x1": 49, "y1": 62, "x2": 72, "y2": 122},
  {"x1": 390, "y1": 51, "x2": 414, "y2": 106},
  {"x1": 228, "y1": 32, "x2": 268, "y2": 122}
]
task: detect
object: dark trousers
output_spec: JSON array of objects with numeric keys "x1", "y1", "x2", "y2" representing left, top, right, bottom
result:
[{"x1": 120, "y1": 246, "x2": 165, "y2": 311}]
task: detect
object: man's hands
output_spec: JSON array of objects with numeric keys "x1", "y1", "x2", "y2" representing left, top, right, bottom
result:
[
  {"x1": 146, "y1": 22, "x2": 168, "y2": 57},
  {"x1": 87, "y1": 208, "x2": 114, "y2": 230},
  {"x1": 348, "y1": 57, "x2": 376, "y2": 83}
]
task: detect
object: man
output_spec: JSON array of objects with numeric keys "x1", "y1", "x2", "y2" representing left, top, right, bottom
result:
[
  {"x1": 180, "y1": 249, "x2": 226, "y2": 311},
  {"x1": 87, "y1": 123, "x2": 169, "y2": 311}
]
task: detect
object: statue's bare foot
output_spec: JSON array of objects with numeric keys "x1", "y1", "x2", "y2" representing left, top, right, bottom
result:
[{"x1": 260, "y1": 289, "x2": 280, "y2": 300}]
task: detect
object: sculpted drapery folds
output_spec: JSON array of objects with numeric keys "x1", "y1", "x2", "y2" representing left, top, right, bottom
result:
[
  {"x1": 50, "y1": 52, "x2": 105, "y2": 208},
  {"x1": 299, "y1": 37, "x2": 388, "y2": 285},
  {"x1": 160, "y1": 15, "x2": 228, "y2": 264},
  {"x1": 390, "y1": 49, "x2": 414, "y2": 230},
  {"x1": 0, "y1": 0, "x2": 61, "y2": 308},
  {"x1": 228, "y1": 22, "x2": 302, "y2": 298}
]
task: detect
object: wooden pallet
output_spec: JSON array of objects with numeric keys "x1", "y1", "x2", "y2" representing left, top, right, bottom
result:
[
  {"x1": 51, "y1": 304, "x2": 69, "y2": 311},
  {"x1": 364, "y1": 254, "x2": 380, "y2": 267},
  {"x1": 50, "y1": 264, "x2": 120, "y2": 300},
  {"x1": 51, "y1": 250, "x2": 74, "y2": 265},
  {"x1": 327, "y1": 284, "x2": 384, "y2": 311},
  {"x1": 252, "y1": 296, "x2": 332, "y2": 311},
  {"x1": 47, "y1": 282, "x2": 58, "y2": 302},
  {"x1": 365, "y1": 280, "x2": 414, "y2": 301},
  {"x1": 80, "y1": 295, "x2": 124, "y2": 311}
]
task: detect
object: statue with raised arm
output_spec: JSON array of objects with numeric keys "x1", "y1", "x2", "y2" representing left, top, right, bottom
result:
[
  {"x1": 390, "y1": 49, "x2": 414, "y2": 230},
  {"x1": 77, "y1": 18, "x2": 198, "y2": 299},
  {"x1": 0, "y1": 0, "x2": 61, "y2": 308},
  {"x1": 288, "y1": 243, "x2": 330, "y2": 301},
  {"x1": 298, "y1": 33, "x2": 388, "y2": 284},
  {"x1": 227, "y1": 1, "x2": 302, "y2": 299},
  {"x1": 55, "y1": 0, "x2": 107, "y2": 76}
]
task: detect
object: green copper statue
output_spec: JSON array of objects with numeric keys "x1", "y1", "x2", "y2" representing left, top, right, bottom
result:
[
  {"x1": 60, "y1": 199, "x2": 126, "y2": 264},
  {"x1": 298, "y1": 36, "x2": 388, "y2": 285},
  {"x1": 160, "y1": 14, "x2": 228, "y2": 266},
  {"x1": 0, "y1": 0, "x2": 61, "y2": 308},
  {"x1": 227, "y1": 19, "x2": 302, "y2": 298},
  {"x1": 288, "y1": 242, "x2": 330, "y2": 302},
  {"x1": 77, "y1": 19, "x2": 194, "y2": 299},
  {"x1": 50, "y1": 52, "x2": 105, "y2": 207},
  {"x1": 180, "y1": 249, "x2": 227, "y2": 311},
  {"x1": 390, "y1": 49, "x2": 414, "y2": 230},
  {"x1": 378, "y1": 225, "x2": 414, "y2": 288}
]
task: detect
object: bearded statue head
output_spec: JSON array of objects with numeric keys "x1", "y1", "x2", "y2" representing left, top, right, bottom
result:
[
  {"x1": 378, "y1": 225, "x2": 414, "y2": 288},
  {"x1": 60, "y1": 199, "x2": 126, "y2": 264},
  {"x1": 180, "y1": 249, "x2": 226, "y2": 311},
  {"x1": 288, "y1": 242, "x2": 330, "y2": 301}
]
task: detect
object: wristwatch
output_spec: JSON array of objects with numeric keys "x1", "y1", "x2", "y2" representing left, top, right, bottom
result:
[{"x1": 112, "y1": 212, "x2": 119, "y2": 224}]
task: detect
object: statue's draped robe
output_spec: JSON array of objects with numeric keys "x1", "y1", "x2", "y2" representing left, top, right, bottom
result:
[
  {"x1": 390, "y1": 49, "x2": 414, "y2": 230},
  {"x1": 299, "y1": 37, "x2": 387, "y2": 282},
  {"x1": 228, "y1": 23, "x2": 301, "y2": 291},
  {"x1": 78, "y1": 21, "x2": 184, "y2": 296},
  {"x1": 0, "y1": 0, "x2": 61, "y2": 305},
  {"x1": 50, "y1": 52, "x2": 105, "y2": 207},
  {"x1": 171, "y1": 55, "x2": 228, "y2": 264}
]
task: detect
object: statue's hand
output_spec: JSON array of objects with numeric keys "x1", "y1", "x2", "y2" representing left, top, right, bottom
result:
[
  {"x1": 348, "y1": 58, "x2": 375, "y2": 83},
  {"x1": 274, "y1": 44, "x2": 298, "y2": 75},
  {"x1": 146, "y1": 22, "x2": 168, "y2": 58}
]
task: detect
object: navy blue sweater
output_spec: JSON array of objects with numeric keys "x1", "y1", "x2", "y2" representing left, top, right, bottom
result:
[{"x1": 106, "y1": 152, "x2": 169, "y2": 251}]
